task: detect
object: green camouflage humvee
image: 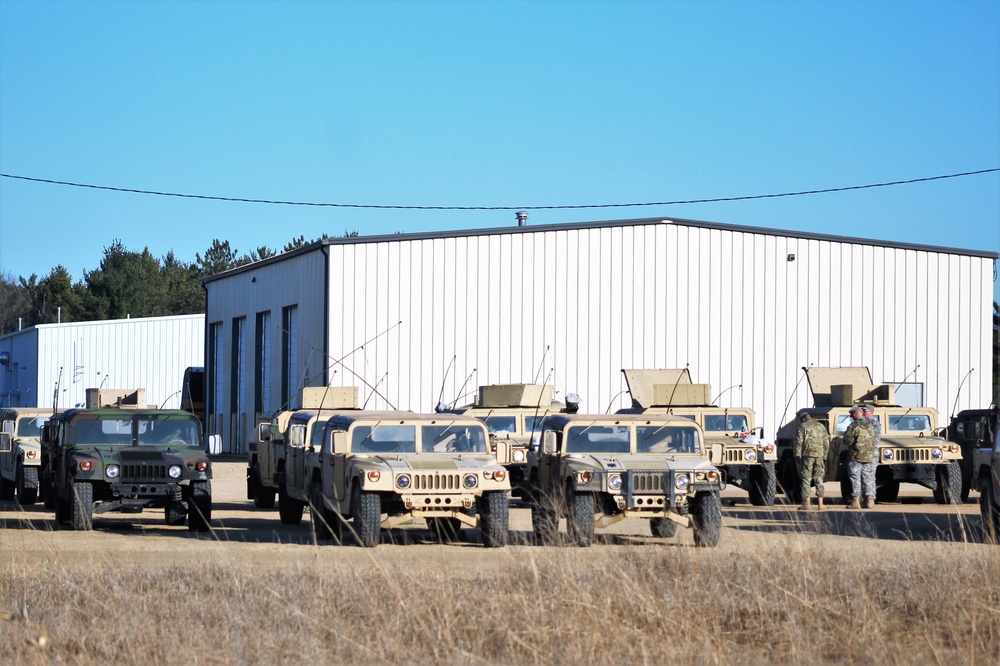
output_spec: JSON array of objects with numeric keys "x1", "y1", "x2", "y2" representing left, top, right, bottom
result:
[
  {"x1": 40, "y1": 389, "x2": 217, "y2": 531},
  {"x1": 972, "y1": 410, "x2": 1000, "y2": 542},
  {"x1": 528, "y1": 412, "x2": 725, "y2": 547}
]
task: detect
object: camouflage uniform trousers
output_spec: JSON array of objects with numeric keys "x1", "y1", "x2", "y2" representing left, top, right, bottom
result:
[
  {"x1": 798, "y1": 456, "x2": 826, "y2": 498},
  {"x1": 847, "y1": 459, "x2": 876, "y2": 498}
]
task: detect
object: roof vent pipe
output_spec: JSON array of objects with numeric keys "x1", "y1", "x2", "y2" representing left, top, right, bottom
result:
[{"x1": 515, "y1": 211, "x2": 528, "y2": 226}]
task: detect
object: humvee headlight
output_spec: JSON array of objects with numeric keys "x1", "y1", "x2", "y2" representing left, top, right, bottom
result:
[
  {"x1": 674, "y1": 474, "x2": 690, "y2": 490},
  {"x1": 367, "y1": 471, "x2": 381, "y2": 482},
  {"x1": 168, "y1": 465, "x2": 182, "y2": 479},
  {"x1": 882, "y1": 449, "x2": 894, "y2": 461},
  {"x1": 578, "y1": 471, "x2": 593, "y2": 484},
  {"x1": 744, "y1": 449, "x2": 757, "y2": 462},
  {"x1": 512, "y1": 450, "x2": 526, "y2": 463},
  {"x1": 78, "y1": 460, "x2": 92, "y2": 472},
  {"x1": 106, "y1": 464, "x2": 120, "y2": 479},
  {"x1": 931, "y1": 448, "x2": 942, "y2": 460},
  {"x1": 463, "y1": 474, "x2": 478, "y2": 489},
  {"x1": 396, "y1": 474, "x2": 411, "y2": 489},
  {"x1": 607, "y1": 474, "x2": 623, "y2": 490}
]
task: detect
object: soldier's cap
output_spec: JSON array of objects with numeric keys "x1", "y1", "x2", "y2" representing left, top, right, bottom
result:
[
  {"x1": 862, "y1": 404, "x2": 875, "y2": 413},
  {"x1": 798, "y1": 411, "x2": 812, "y2": 421},
  {"x1": 850, "y1": 404, "x2": 863, "y2": 414}
]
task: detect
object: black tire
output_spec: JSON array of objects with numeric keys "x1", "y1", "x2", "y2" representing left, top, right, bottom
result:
[
  {"x1": 933, "y1": 461, "x2": 962, "y2": 505},
  {"x1": 0, "y1": 468, "x2": 13, "y2": 500},
  {"x1": 164, "y1": 501, "x2": 187, "y2": 526},
  {"x1": 567, "y1": 492, "x2": 595, "y2": 547},
  {"x1": 278, "y1": 483, "x2": 305, "y2": 525},
  {"x1": 980, "y1": 481, "x2": 1000, "y2": 544},
  {"x1": 780, "y1": 459, "x2": 802, "y2": 503},
  {"x1": 69, "y1": 480, "x2": 94, "y2": 531},
  {"x1": 352, "y1": 485, "x2": 381, "y2": 548},
  {"x1": 748, "y1": 462, "x2": 776, "y2": 506},
  {"x1": 691, "y1": 492, "x2": 722, "y2": 548},
  {"x1": 531, "y1": 494, "x2": 560, "y2": 544},
  {"x1": 55, "y1": 493, "x2": 71, "y2": 525},
  {"x1": 251, "y1": 464, "x2": 277, "y2": 509},
  {"x1": 42, "y1": 468, "x2": 55, "y2": 510},
  {"x1": 875, "y1": 480, "x2": 900, "y2": 503},
  {"x1": 650, "y1": 517, "x2": 678, "y2": 539},
  {"x1": 310, "y1": 486, "x2": 343, "y2": 543},
  {"x1": 16, "y1": 464, "x2": 38, "y2": 505},
  {"x1": 478, "y1": 490, "x2": 509, "y2": 548},
  {"x1": 187, "y1": 481, "x2": 212, "y2": 532}
]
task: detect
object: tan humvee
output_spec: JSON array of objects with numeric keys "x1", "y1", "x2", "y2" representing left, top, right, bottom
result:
[
  {"x1": 527, "y1": 412, "x2": 725, "y2": 547},
  {"x1": 438, "y1": 384, "x2": 577, "y2": 503},
  {"x1": 286, "y1": 411, "x2": 511, "y2": 547},
  {"x1": 0, "y1": 408, "x2": 62, "y2": 505},
  {"x1": 775, "y1": 367, "x2": 962, "y2": 504},
  {"x1": 247, "y1": 386, "x2": 359, "y2": 520},
  {"x1": 971, "y1": 409, "x2": 1000, "y2": 542},
  {"x1": 619, "y1": 369, "x2": 777, "y2": 506}
]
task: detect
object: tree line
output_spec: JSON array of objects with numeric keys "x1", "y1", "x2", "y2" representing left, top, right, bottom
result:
[{"x1": 0, "y1": 231, "x2": 356, "y2": 336}]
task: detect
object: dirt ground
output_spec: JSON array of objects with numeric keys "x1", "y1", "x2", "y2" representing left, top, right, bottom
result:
[{"x1": 0, "y1": 462, "x2": 992, "y2": 569}]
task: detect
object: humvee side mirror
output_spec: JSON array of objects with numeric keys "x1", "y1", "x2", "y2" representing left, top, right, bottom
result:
[
  {"x1": 330, "y1": 431, "x2": 349, "y2": 454},
  {"x1": 42, "y1": 422, "x2": 58, "y2": 445},
  {"x1": 493, "y1": 438, "x2": 512, "y2": 465},
  {"x1": 258, "y1": 422, "x2": 272, "y2": 442},
  {"x1": 207, "y1": 434, "x2": 223, "y2": 455},
  {"x1": 1, "y1": 420, "x2": 13, "y2": 436},
  {"x1": 542, "y1": 431, "x2": 556, "y2": 454},
  {"x1": 709, "y1": 443, "x2": 724, "y2": 466}
]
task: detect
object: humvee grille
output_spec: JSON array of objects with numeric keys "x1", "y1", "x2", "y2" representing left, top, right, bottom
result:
[
  {"x1": 411, "y1": 472, "x2": 462, "y2": 491},
  {"x1": 121, "y1": 464, "x2": 168, "y2": 481},
  {"x1": 628, "y1": 471, "x2": 668, "y2": 493},
  {"x1": 884, "y1": 448, "x2": 937, "y2": 463}
]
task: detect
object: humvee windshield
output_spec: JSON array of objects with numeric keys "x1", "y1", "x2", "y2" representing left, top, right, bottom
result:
[
  {"x1": 70, "y1": 415, "x2": 200, "y2": 447},
  {"x1": 351, "y1": 425, "x2": 416, "y2": 454},
  {"x1": 835, "y1": 414, "x2": 881, "y2": 433},
  {"x1": 702, "y1": 415, "x2": 749, "y2": 432},
  {"x1": 423, "y1": 424, "x2": 487, "y2": 453},
  {"x1": 483, "y1": 416, "x2": 517, "y2": 434},
  {"x1": 889, "y1": 415, "x2": 931, "y2": 432},
  {"x1": 637, "y1": 425, "x2": 701, "y2": 454},
  {"x1": 564, "y1": 425, "x2": 630, "y2": 454},
  {"x1": 17, "y1": 416, "x2": 47, "y2": 437},
  {"x1": 524, "y1": 415, "x2": 545, "y2": 435}
]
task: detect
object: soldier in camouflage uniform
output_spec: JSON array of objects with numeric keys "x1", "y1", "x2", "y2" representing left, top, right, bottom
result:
[
  {"x1": 795, "y1": 411, "x2": 830, "y2": 510},
  {"x1": 843, "y1": 405, "x2": 877, "y2": 509},
  {"x1": 862, "y1": 404, "x2": 881, "y2": 505}
]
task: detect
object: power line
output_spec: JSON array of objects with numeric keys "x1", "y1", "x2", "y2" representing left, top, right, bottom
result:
[{"x1": 1, "y1": 168, "x2": 997, "y2": 211}]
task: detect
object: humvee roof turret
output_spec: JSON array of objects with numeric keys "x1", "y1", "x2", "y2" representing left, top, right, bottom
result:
[{"x1": 620, "y1": 369, "x2": 776, "y2": 506}]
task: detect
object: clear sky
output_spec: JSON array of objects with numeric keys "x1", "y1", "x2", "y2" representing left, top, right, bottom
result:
[{"x1": 1, "y1": 0, "x2": 998, "y2": 300}]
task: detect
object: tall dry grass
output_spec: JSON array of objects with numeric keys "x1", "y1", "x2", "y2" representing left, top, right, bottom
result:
[{"x1": 2, "y1": 537, "x2": 998, "y2": 665}]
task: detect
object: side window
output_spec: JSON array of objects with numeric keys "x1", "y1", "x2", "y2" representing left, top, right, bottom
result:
[{"x1": 288, "y1": 424, "x2": 306, "y2": 449}]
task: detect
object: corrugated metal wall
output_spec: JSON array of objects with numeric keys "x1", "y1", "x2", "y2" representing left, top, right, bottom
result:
[
  {"x1": 32, "y1": 315, "x2": 204, "y2": 410},
  {"x1": 321, "y1": 221, "x2": 995, "y2": 436},
  {"x1": 0, "y1": 328, "x2": 39, "y2": 408}
]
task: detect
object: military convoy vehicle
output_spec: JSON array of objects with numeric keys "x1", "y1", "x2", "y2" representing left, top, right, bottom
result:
[
  {"x1": 527, "y1": 412, "x2": 725, "y2": 547},
  {"x1": 1, "y1": 408, "x2": 62, "y2": 504},
  {"x1": 775, "y1": 367, "x2": 962, "y2": 504},
  {"x1": 39, "y1": 389, "x2": 217, "y2": 531},
  {"x1": 437, "y1": 383, "x2": 577, "y2": 502},
  {"x1": 618, "y1": 369, "x2": 776, "y2": 506},
  {"x1": 247, "y1": 386, "x2": 359, "y2": 516},
  {"x1": 287, "y1": 411, "x2": 511, "y2": 547},
  {"x1": 972, "y1": 411, "x2": 1000, "y2": 543},
  {"x1": 944, "y1": 406, "x2": 996, "y2": 502}
]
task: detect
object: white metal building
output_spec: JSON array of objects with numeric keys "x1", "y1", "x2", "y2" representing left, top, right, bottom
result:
[
  {"x1": 0, "y1": 314, "x2": 205, "y2": 411},
  {"x1": 203, "y1": 217, "x2": 998, "y2": 455}
]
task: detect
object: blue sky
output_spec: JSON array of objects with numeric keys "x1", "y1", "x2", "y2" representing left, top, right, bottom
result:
[{"x1": 1, "y1": 0, "x2": 998, "y2": 300}]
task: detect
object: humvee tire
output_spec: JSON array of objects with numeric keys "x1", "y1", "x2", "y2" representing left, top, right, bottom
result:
[
  {"x1": 16, "y1": 463, "x2": 38, "y2": 505},
  {"x1": 876, "y1": 480, "x2": 900, "y2": 503},
  {"x1": 748, "y1": 461, "x2": 776, "y2": 506},
  {"x1": 278, "y1": 485, "x2": 305, "y2": 525},
  {"x1": 164, "y1": 501, "x2": 187, "y2": 526},
  {"x1": 981, "y1": 482, "x2": 1000, "y2": 544},
  {"x1": 310, "y1": 486, "x2": 342, "y2": 543},
  {"x1": 650, "y1": 517, "x2": 678, "y2": 539},
  {"x1": 0, "y1": 470, "x2": 13, "y2": 500},
  {"x1": 478, "y1": 490, "x2": 509, "y2": 548},
  {"x1": 567, "y1": 492, "x2": 595, "y2": 547},
  {"x1": 250, "y1": 464, "x2": 276, "y2": 509},
  {"x1": 70, "y1": 480, "x2": 94, "y2": 531},
  {"x1": 187, "y1": 480, "x2": 212, "y2": 532},
  {"x1": 933, "y1": 460, "x2": 962, "y2": 505},
  {"x1": 691, "y1": 492, "x2": 721, "y2": 548},
  {"x1": 781, "y1": 460, "x2": 802, "y2": 503},
  {"x1": 353, "y1": 485, "x2": 381, "y2": 548},
  {"x1": 839, "y1": 469, "x2": 853, "y2": 505}
]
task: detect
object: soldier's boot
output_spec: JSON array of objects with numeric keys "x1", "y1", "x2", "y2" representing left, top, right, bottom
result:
[
  {"x1": 816, "y1": 496, "x2": 826, "y2": 510},
  {"x1": 847, "y1": 496, "x2": 861, "y2": 509},
  {"x1": 863, "y1": 496, "x2": 875, "y2": 509},
  {"x1": 798, "y1": 496, "x2": 812, "y2": 511}
]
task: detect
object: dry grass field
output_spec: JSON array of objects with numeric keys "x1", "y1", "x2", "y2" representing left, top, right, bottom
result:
[{"x1": 2, "y1": 463, "x2": 999, "y2": 665}]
